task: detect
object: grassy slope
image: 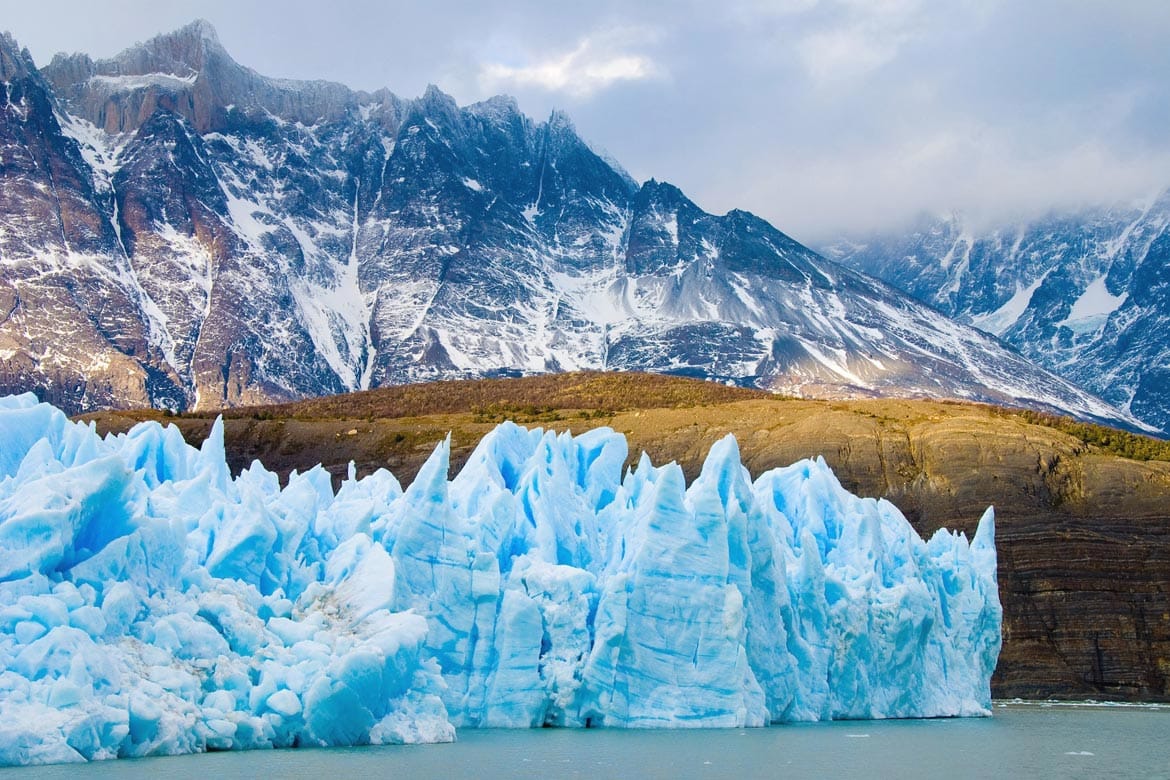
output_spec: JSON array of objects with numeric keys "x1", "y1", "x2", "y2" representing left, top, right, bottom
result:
[{"x1": 82, "y1": 370, "x2": 1170, "y2": 490}]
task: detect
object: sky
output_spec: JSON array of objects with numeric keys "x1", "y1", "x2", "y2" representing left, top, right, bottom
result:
[{"x1": 5, "y1": 0, "x2": 1170, "y2": 243}]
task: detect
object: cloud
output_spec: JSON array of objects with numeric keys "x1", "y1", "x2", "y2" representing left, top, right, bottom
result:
[
  {"x1": 8, "y1": 0, "x2": 1170, "y2": 240},
  {"x1": 709, "y1": 123, "x2": 1170, "y2": 243},
  {"x1": 477, "y1": 30, "x2": 663, "y2": 99},
  {"x1": 790, "y1": 0, "x2": 931, "y2": 85},
  {"x1": 795, "y1": 26, "x2": 905, "y2": 83}
]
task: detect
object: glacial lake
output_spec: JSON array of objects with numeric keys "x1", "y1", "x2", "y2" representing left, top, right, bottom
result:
[{"x1": 2, "y1": 704, "x2": 1167, "y2": 779}]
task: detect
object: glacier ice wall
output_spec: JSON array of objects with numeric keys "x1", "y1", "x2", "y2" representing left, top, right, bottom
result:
[{"x1": 0, "y1": 393, "x2": 1001, "y2": 765}]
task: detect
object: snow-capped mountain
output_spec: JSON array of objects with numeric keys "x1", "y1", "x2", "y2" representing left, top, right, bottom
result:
[
  {"x1": 0, "y1": 21, "x2": 1144, "y2": 430},
  {"x1": 824, "y1": 196, "x2": 1170, "y2": 432}
]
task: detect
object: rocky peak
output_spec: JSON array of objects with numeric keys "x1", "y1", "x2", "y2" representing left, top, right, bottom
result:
[
  {"x1": 534, "y1": 110, "x2": 634, "y2": 201},
  {"x1": 0, "y1": 31, "x2": 36, "y2": 81},
  {"x1": 718, "y1": 208, "x2": 826, "y2": 283},
  {"x1": 41, "y1": 19, "x2": 238, "y2": 133},
  {"x1": 40, "y1": 51, "x2": 95, "y2": 88},
  {"x1": 406, "y1": 84, "x2": 464, "y2": 137},
  {"x1": 42, "y1": 20, "x2": 358, "y2": 134},
  {"x1": 539, "y1": 108, "x2": 592, "y2": 163},
  {"x1": 635, "y1": 178, "x2": 689, "y2": 209},
  {"x1": 547, "y1": 108, "x2": 575, "y2": 132},
  {"x1": 467, "y1": 94, "x2": 521, "y2": 124},
  {"x1": 0, "y1": 33, "x2": 77, "y2": 175},
  {"x1": 624, "y1": 179, "x2": 702, "y2": 274},
  {"x1": 186, "y1": 19, "x2": 221, "y2": 46},
  {"x1": 109, "y1": 18, "x2": 226, "y2": 77},
  {"x1": 419, "y1": 83, "x2": 456, "y2": 110},
  {"x1": 357, "y1": 87, "x2": 407, "y2": 130}
]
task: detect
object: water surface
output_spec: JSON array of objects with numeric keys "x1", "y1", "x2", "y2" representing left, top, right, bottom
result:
[{"x1": 2, "y1": 704, "x2": 1167, "y2": 779}]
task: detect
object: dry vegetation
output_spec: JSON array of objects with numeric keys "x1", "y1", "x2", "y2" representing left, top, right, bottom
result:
[
  {"x1": 79, "y1": 372, "x2": 1170, "y2": 511},
  {"x1": 992, "y1": 406, "x2": 1170, "y2": 462},
  {"x1": 215, "y1": 371, "x2": 768, "y2": 422}
]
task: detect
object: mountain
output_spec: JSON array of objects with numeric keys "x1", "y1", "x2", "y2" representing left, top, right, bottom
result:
[
  {"x1": 823, "y1": 195, "x2": 1170, "y2": 432},
  {"x1": 0, "y1": 21, "x2": 1144, "y2": 431}
]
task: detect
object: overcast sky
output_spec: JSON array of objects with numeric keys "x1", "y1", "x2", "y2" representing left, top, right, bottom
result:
[{"x1": 6, "y1": 1, "x2": 1170, "y2": 242}]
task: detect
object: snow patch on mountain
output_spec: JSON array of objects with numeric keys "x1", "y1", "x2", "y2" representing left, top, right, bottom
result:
[
  {"x1": 1058, "y1": 275, "x2": 1128, "y2": 335},
  {"x1": 88, "y1": 72, "x2": 198, "y2": 92},
  {"x1": 971, "y1": 271, "x2": 1051, "y2": 337}
]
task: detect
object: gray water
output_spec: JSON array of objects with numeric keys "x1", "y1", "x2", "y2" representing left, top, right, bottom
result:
[{"x1": 2, "y1": 704, "x2": 1167, "y2": 779}]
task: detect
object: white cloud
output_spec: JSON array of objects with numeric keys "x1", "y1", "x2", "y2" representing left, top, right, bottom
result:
[
  {"x1": 709, "y1": 123, "x2": 1170, "y2": 243},
  {"x1": 782, "y1": 0, "x2": 933, "y2": 84},
  {"x1": 478, "y1": 31, "x2": 663, "y2": 98},
  {"x1": 796, "y1": 26, "x2": 905, "y2": 83}
]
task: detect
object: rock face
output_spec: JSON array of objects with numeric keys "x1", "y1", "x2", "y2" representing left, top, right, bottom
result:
[
  {"x1": 0, "y1": 32, "x2": 181, "y2": 412},
  {"x1": 620, "y1": 403, "x2": 1170, "y2": 701},
  {"x1": 823, "y1": 197, "x2": 1170, "y2": 433},
  {"x1": 0, "y1": 22, "x2": 1143, "y2": 432},
  {"x1": 42, "y1": 20, "x2": 360, "y2": 135}
]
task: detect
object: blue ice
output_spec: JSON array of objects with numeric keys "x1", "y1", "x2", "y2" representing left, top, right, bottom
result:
[{"x1": 0, "y1": 394, "x2": 1001, "y2": 765}]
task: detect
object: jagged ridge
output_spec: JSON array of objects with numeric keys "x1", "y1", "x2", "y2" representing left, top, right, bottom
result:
[
  {"x1": 0, "y1": 22, "x2": 1145, "y2": 432},
  {"x1": 824, "y1": 197, "x2": 1170, "y2": 433}
]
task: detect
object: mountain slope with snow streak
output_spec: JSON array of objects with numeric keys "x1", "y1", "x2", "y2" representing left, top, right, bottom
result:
[
  {"x1": 0, "y1": 22, "x2": 1143, "y2": 432},
  {"x1": 824, "y1": 195, "x2": 1170, "y2": 433}
]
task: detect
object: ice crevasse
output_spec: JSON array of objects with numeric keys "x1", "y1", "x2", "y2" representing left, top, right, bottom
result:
[{"x1": 0, "y1": 393, "x2": 1002, "y2": 766}]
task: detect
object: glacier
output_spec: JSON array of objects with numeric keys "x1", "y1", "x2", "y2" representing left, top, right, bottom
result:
[{"x1": 0, "y1": 393, "x2": 1002, "y2": 766}]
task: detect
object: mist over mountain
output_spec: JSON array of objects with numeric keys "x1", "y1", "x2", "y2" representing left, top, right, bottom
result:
[
  {"x1": 825, "y1": 194, "x2": 1170, "y2": 432},
  {"x1": 0, "y1": 21, "x2": 1144, "y2": 432}
]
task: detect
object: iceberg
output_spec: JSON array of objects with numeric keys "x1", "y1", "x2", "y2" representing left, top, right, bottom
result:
[{"x1": 0, "y1": 393, "x2": 1001, "y2": 766}]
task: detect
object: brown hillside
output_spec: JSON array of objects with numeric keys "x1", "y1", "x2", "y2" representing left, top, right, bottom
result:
[{"x1": 80, "y1": 371, "x2": 1170, "y2": 702}]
